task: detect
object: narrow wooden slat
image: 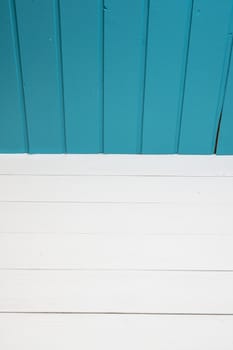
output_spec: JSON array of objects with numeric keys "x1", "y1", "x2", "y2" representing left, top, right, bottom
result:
[
  {"x1": 60, "y1": 0, "x2": 103, "y2": 153},
  {"x1": 217, "y1": 38, "x2": 233, "y2": 154},
  {"x1": 0, "y1": 0, "x2": 27, "y2": 152},
  {"x1": 142, "y1": 0, "x2": 192, "y2": 153},
  {"x1": 2, "y1": 314, "x2": 233, "y2": 350},
  {"x1": 15, "y1": 0, "x2": 65, "y2": 153},
  {"x1": 0, "y1": 202, "x2": 231, "y2": 235},
  {"x1": 104, "y1": 0, "x2": 147, "y2": 153},
  {"x1": 1, "y1": 234, "x2": 232, "y2": 270},
  {"x1": 0, "y1": 175, "x2": 233, "y2": 203},
  {"x1": 0, "y1": 270, "x2": 232, "y2": 313},
  {"x1": 1, "y1": 154, "x2": 233, "y2": 176},
  {"x1": 179, "y1": 0, "x2": 233, "y2": 154}
]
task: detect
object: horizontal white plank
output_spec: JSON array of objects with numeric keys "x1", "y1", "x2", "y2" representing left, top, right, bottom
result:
[
  {"x1": 1, "y1": 234, "x2": 233, "y2": 270},
  {"x1": 1, "y1": 175, "x2": 233, "y2": 203},
  {"x1": 0, "y1": 270, "x2": 232, "y2": 313},
  {"x1": 0, "y1": 154, "x2": 233, "y2": 176},
  {"x1": 1, "y1": 314, "x2": 233, "y2": 350},
  {"x1": 0, "y1": 202, "x2": 232, "y2": 235}
]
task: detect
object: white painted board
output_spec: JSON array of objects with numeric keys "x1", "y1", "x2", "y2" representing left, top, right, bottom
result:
[
  {"x1": 0, "y1": 202, "x2": 232, "y2": 235},
  {"x1": 1, "y1": 314, "x2": 233, "y2": 350},
  {"x1": 1, "y1": 175, "x2": 233, "y2": 203},
  {"x1": 0, "y1": 270, "x2": 232, "y2": 313},
  {"x1": 1, "y1": 233, "x2": 233, "y2": 270},
  {"x1": 1, "y1": 154, "x2": 233, "y2": 176}
]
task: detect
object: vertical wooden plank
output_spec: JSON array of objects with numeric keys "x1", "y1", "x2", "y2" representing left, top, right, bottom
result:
[
  {"x1": 142, "y1": 0, "x2": 192, "y2": 154},
  {"x1": 104, "y1": 0, "x2": 147, "y2": 154},
  {"x1": 178, "y1": 0, "x2": 233, "y2": 154},
  {"x1": 217, "y1": 38, "x2": 233, "y2": 155},
  {"x1": 15, "y1": 0, "x2": 65, "y2": 153},
  {"x1": 60, "y1": 0, "x2": 103, "y2": 153},
  {"x1": 0, "y1": 0, "x2": 27, "y2": 153}
]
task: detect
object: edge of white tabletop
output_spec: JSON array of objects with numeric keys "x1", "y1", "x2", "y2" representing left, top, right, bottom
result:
[{"x1": 0, "y1": 154, "x2": 233, "y2": 176}]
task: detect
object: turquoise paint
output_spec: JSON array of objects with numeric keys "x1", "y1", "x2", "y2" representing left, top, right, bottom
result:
[
  {"x1": 178, "y1": 0, "x2": 233, "y2": 154},
  {"x1": 217, "y1": 36, "x2": 233, "y2": 155},
  {"x1": 15, "y1": 0, "x2": 65, "y2": 153},
  {"x1": 60, "y1": 0, "x2": 103, "y2": 153},
  {"x1": 0, "y1": 0, "x2": 27, "y2": 153},
  {"x1": 142, "y1": 0, "x2": 192, "y2": 154},
  {"x1": 1, "y1": 0, "x2": 233, "y2": 155},
  {"x1": 104, "y1": 0, "x2": 147, "y2": 153}
]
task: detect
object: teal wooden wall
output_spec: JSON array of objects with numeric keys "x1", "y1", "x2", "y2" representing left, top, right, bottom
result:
[{"x1": 1, "y1": 0, "x2": 233, "y2": 154}]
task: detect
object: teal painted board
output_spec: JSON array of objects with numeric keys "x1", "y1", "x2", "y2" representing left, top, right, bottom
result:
[
  {"x1": 60, "y1": 0, "x2": 103, "y2": 153},
  {"x1": 0, "y1": 0, "x2": 27, "y2": 153},
  {"x1": 1, "y1": 0, "x2": 233, "y2": 155},
  {"x1": 178, "y1": 0, "x2": 233, "y2": 154},
  {"x1": 15, "y1": 0, "x2": 65, "y2": 153},
  {"x1": 104, "y1": 0, "x2": 147, "y2": 153},
  {"x1": 142, "y1": 0, "x2": 192, "y2": 154},
  {"x1": 217, "y1": 38, "x2": 233, "y2": 155}
]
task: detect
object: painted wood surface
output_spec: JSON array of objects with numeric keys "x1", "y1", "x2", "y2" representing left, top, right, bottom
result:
[
  {"x1": 60, "y1": 0, "x2": 103, "y2": 153},
  {"x1": 178, "y1": 0, "x2": 233, "y2": 154},
  {"x1": 15, "y1": 0, "x2": 65, "y2": 153},
  {"x1": 1, "y1": 157, "x2": 233, "y2": 347},
  {"x1": 104, "y1": 0, "x2": 147, "y2": 153},
  {"x1": 1, "y1": 154, "x2": 233, "y2": 176},
  {"x1": 1, "y1": 270, "x2": 233, "y2": 313},
  {"x1": 1, "y1": 234, "x2": 233, "y2": 270},
  {"x1": 2, "y1": 314, "x2": 233, "y2": 350},
  {"x1": 1, "y1": 175, "x2": 233, "y2": 203},
  {"x1": 1, "y1": 0, "x2": 233, "y2": 154},
  {"x1": 142, "y1": 0, "x2": 192, "y2": 153},
  {"x1": 1, "y1": 201, "x2": 232, "y2": 235},
  {"x1": 0, "y1": 0, "x2": 27, "y2": 152},
  {"x1": 217, "y1": 34, "x2": 233, "y2": 154}
]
